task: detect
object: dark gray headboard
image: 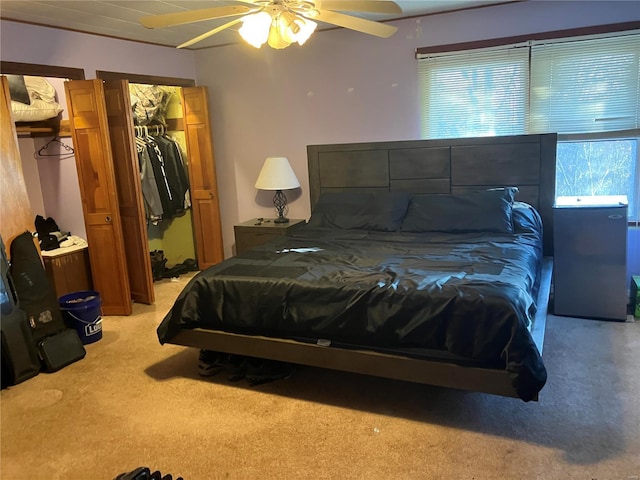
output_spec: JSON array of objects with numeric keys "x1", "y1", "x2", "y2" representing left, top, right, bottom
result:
[{"x1": 307, "y1": 133, "x2": 557, "y2": 256}]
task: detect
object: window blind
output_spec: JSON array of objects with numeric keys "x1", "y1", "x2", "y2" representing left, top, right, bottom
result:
[
  {"x1": 418, "y1": 47, "x2": 529, "y2": 139},
  {"x1": 529, "y1": 33, "x2": 640, "y2": 134}
]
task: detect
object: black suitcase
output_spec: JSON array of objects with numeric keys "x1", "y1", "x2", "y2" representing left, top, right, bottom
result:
[
  {"x1": 7, "y1": 232, "x2": 85, "y2": 373},
  {"x1": 1, "y1": 235, "x2": 40, "y2": 388},
  {"x1": 9, "y1": 231, "x2": 68, "y2": 341}
]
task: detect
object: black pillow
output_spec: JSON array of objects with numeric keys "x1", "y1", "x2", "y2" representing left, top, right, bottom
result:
[
  {"x1": 512, "y1": 201, "x2": 543, "y2": 234},
  {"x1": 401, "y1": 187, "x2": 518, "y2": 234},
  {"x1": 6, "y1": 75, "x2": 31, "y2": 105},
  {"x1": 308, "y1": 191, "x2": 411, "y2": 231}
]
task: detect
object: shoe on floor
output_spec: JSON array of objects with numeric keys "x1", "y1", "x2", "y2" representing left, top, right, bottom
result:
[
  {"x1": 246, "y1": 359, "x2": 296, "y2": 386},
  {"x1": 226, "y1": 354, "x2": 249, "y2": 382},
  {"x1": 197, "y1": 349, "x2": 229, "y2": 377}
]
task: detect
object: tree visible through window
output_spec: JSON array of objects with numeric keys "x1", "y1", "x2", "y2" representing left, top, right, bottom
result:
[{"x1": 556, "y1": 139, "x2": 638, "y2": 217}]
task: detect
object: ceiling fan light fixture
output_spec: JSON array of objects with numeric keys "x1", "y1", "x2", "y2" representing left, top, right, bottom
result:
[
  {"x1": 149, "y1": 0, "x2": 401, "y2": 49},
  {"x1": 291, "y1": 17, "x2": 317, "y2": 45},
  {"x1": 277, "y1": 11, "x2": 299, "y2": 45},
  {"x1": 274, "y1": 12, "x2": 317, "y2": 47},
  {"x1": 268, "y1": 17, "x2": 292, "y2": 49},
  {"x1": 239, "y1": 11, "x2": 272, "y2": 48},
  {"x1": 239, "y1": 7, "x2": 317, "y2": 49}
]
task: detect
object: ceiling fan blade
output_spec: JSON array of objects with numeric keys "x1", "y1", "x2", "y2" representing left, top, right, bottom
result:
[
  {"x1": 318, "y1": 1, "x2": 402, "y2": 14},
  {"x1": 310, "y1": 9, "x2": 398, "y2": 38},
  {"x1": 177, "y1": 18, "x2": 245, "y2": 49},
  {"x1": 140, "y1": 5, "x2": 251, "y2": 29}
]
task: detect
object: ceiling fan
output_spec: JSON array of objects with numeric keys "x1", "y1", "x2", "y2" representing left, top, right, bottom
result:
[{"x1": 139, "y1": 0, "x2": 403, "y2": 49}]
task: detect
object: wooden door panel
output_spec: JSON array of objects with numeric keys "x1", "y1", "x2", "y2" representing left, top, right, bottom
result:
[
  {"x1": 192, "y1": 198, "x2": 222, "y2": 267},
  {"x1": 104, "y1": 81, "x2": 154, "y2": 305},
  {"x1": 87, "y1": 224, "x2": 130, "y2": 313},
  {"x1": 109, "y1": 127, "x2": 138, "y2": 205},
  {"x1": 186, "y1": 124, "x2": 216, "y2": 190},
  {"x1": 182, "y1": 87, "x2": 224, "y2": 269},
  {"x1": 0, "y1": 76, "x2": 35, "y2": 245},
  {"x1": 65, "y1": 80, "x2": 132, "y2": 315},
  {"x1": 72, "y1": 130, "x2": 115, "y2": 214}
]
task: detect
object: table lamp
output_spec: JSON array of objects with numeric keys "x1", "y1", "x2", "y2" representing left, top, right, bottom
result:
[{"x1": 255, "y1": 156, "x2": 300, "y2": 223}]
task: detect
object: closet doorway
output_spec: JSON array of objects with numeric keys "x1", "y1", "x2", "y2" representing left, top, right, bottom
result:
[
  {"x1": 65, "y1": 72, "x2": 224, "y2": 315},
  {"x1": 1, "y1": 64, "x2": 224, "y2": 315},
  {"x1": 0, "y1": 61, "x2": 88, "y2": 287}
]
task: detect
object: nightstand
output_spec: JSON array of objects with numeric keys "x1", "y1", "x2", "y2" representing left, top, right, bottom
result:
[{"x1": 234, "y1": 218, "x2": 306, "y2": 255}]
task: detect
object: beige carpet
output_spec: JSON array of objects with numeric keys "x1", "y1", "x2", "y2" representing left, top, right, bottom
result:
[{"x1": 1, "y1": 273, "x2": 639, "y2": 480}]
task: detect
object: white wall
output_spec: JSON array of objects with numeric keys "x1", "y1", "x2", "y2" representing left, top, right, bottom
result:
[
  {"x1": 0, "y1": 21, "x2": 196, "y2": 80},
  {"x1": 17, "y1": 137, "x2": 45, "y2": 217},
  {"x1": 194, "y1": 0, "x2": 640, "y2": 258}
]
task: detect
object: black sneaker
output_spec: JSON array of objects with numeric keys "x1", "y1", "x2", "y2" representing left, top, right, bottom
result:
[
  {"x1": 246, "y1": 359, "x2": 296, "y2": 386},
  {"x1": 226, "y1": 354, "x2": 249, "y2": 382},
  {"x1": 197, "y1": 349, "x2": 228, "y2": 377}
]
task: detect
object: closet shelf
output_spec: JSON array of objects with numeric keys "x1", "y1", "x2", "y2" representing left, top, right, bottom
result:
[
  {"x1": 16, "y1": 119, "x2": 71, "y2": 138},
  {"x1": 167, "y1": 117, "x2": 183, "y2": 132}
]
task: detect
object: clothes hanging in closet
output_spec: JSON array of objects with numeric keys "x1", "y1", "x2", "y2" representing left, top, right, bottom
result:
[{"x1": 135, "y1": 128, "x2": 190, "y2": 223}]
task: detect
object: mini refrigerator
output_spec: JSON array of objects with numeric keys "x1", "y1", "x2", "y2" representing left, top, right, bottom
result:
[{"x1": 553, "y1": 196, "x2": 628, "y2": 321}]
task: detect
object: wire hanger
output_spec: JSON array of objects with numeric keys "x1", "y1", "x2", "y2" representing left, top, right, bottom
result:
[{"x1": 34, "y1": 137, "x2": 75, "y2": 159}]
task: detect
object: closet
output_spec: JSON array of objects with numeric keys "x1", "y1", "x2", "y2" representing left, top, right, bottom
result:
[
  {"x1": 1, "y1": 63, "x2": 87, "y2": 289},
  {"x1": 1, "y1": 64, "x2": 224, "y2": 316},
  {"x1": 131, "y1": 87, "x2": 196, "y2": 274},
  {"x1": 65, "y1": 79, "x2": 224, "y2": 315}
]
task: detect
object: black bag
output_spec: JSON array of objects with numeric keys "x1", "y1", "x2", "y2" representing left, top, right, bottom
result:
[
  {"x1": 6, "y1": 232, "x2": 85, "y2": 374},
  {"x1": 37, "y1": 328, "x2": 86, "y2": 373},
  {"x1": 9, "y1": 231, "x2": 68, "y2": 341},
  {"x1": 1, "y1": 235, "x2": 40, "y2": 388},
  {"x1": 1, "y1": 309, "x2": 42, "y2": 387}
]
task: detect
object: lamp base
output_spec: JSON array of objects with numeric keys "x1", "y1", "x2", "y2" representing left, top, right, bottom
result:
[{"x1": 273, "y1": 190, "x2": 289, "y2": 224}]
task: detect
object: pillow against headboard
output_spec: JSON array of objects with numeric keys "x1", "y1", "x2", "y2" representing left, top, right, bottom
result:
[
  {"x1": 512, "y1": 201, "x2": 543, "y2": 235},
  {"x1": 307, "y1": 192, "x2": 411, "y2": 231},
  {"x1": 401, "y1": 187, "x2": 518, "y2": 234}
]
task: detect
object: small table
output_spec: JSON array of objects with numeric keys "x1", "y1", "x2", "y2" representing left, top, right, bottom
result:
[{"x1": 234, "y1": 218, "x2": 305, "y2": 255}]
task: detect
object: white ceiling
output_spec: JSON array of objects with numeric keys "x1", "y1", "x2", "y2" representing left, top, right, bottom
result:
[{"x1": 0, "y1": 0, "x2": 514, "y2": 50}]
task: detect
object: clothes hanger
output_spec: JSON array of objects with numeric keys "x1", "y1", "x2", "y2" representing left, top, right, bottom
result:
[{"x1": 34, "y1": 137, "x2": 75, "y2": 159}]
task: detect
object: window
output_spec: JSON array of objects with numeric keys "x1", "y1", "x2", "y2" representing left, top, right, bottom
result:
[
  {"x1": 419, "y1": 47, "x2": 528, "y2": 139},
  {"x1": 418, "y1": 32, "x2": 640, "y2": 219},
  {"x1": 556, "y1": 136, "x2": 639, "y2": 218}
]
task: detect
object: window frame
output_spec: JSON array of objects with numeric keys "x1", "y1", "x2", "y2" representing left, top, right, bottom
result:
[{"x1": 417, "y1": 24, "x2": 640, "y2": 224}]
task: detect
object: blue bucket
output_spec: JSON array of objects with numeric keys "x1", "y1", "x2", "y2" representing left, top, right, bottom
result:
[{"x1": 58, "y1": 290, "x2": 103, "y2": 345}]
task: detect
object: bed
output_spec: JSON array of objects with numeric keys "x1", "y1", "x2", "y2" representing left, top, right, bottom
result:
[{"x1": 157, "y1": 133, "x2": 557, "y2": 401}]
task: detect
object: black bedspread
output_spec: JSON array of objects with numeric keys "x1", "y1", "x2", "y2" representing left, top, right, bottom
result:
[{"x1": 158, "y1": 226, "x2": 547, "y2": 400}]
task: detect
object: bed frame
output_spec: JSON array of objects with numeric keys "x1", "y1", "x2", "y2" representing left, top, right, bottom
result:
[{"x1": 168, "y1": 133, "x2": 557, "y2": 400}]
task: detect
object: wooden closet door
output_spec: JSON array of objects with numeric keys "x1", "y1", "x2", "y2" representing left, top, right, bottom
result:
[
  {"x1": 65, "y1": 80, "x2": 132, "y2": 315},
  {"x1": 103, "y1": 80, "x2": 154, "y2": 305},
  {"x1": 182, "y1": 86, "x2": 224, "y2": 269},
  {"x1": 0, "y1": 76, "x2": 34, "y2": 246}
]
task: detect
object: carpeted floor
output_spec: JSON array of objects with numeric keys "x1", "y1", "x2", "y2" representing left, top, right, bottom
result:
[{"x1": 1, "y1": 273, "x2": 639, "y2": 480}]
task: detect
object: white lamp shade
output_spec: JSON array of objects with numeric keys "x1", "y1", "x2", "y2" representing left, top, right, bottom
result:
[{"x1": 255, "y1": 157, "x2": 300, "y2": 190}]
